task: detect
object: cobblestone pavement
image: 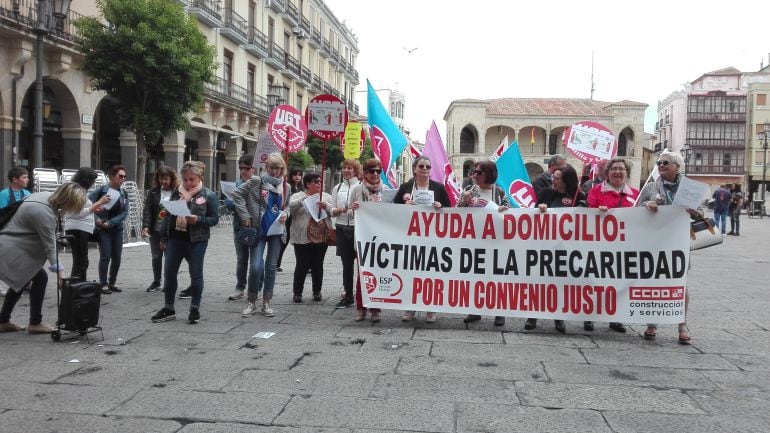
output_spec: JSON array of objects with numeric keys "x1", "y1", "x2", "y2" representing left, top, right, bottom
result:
[{"x1": 1, "y1": 213, "x2": 769, "y2": 433}]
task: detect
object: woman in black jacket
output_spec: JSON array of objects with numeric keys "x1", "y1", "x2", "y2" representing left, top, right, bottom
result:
[{"x1": 142, "y1": 166, "x2": 178, "y2": 292}]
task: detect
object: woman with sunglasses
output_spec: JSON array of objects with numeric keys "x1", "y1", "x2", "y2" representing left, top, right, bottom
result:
[
  {"x1": 289, "y1": 172, "x2": 334, "y2": 303},
  {"x1": 331, "y1": 159, "x2": 362, "y2": 309},
  {"x1": 89, "y1": 164, "x2": 129, "y2": 295},
  {"x1": 525, "y1": 165, "x2": 585, "y2": 333},
  {"x1": 394, "y1": 156, "x2": 452, "y2": 323},
  {"x1": 636, "y1": 150, "x2": 699, "y2": 345},
  {"x1": 585, "y1": 157, "x2": 639, "y2": 333},
  {"x1": 349, "y1": 159, "x2": 390, "y2": 322},
  {"x1": 458, "y1": 160, "x2": 510, "y2": 326}
]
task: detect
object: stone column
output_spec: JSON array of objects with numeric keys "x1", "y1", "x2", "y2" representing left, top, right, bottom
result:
[
  {"x1": 162, "y1": 130, "x2": 187, "y2": 173},
  {"x1": 224, "y1": 136, "x2": 242, "y2": 182},
  {"x1": 196, "y1": 129, "x2": 217, "y2": 190},
  {"x1": 61, "y1": 128, "x2": 95, "y2": 169},
  {"x1": 119, "y1": 129, "x2": 138, "y2": 181},
  {"x1": 0, "y1": 116, "x2": 15, "y2": 188}
]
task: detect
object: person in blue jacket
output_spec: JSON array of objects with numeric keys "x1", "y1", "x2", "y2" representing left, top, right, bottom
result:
[
  {"x1": 0, "y1": 167, "x2": 31, "y2": 209},
  {"x1": 88, "y1": 164, "x2": 129, "y2": 295}
]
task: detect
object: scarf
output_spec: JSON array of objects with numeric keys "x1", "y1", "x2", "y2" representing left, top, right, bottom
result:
[
  {"x1": 363, "y1": 179, "x2": 384, "y2": 202},
  {"x1": 175, "y1": 181, "x2": 203, "y2": 232},
  {"x1": 261, "y1": 173, "x2": 287, "y2": 210}
]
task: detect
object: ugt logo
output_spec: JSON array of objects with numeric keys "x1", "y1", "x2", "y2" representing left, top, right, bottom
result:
[{"x1": 508, "y1": 180, "x2": 535, "y2": 208}]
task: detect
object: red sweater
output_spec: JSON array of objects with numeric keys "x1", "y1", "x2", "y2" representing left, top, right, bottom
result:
[{"x1": 586, "y1": 182, "x2": 639, "y2": 208}]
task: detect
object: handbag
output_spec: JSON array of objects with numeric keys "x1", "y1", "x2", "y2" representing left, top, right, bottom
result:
[
  {"x1": 237, "y1": 226, "x2": 259, "y2": 247},
  {"x1": 690, "y1": 217, "x2": 723, "y2": 251},
  {"x1": 307, "y1": 217, "x2": 336, "y2": 245},
  {"x1": 325, "y1": 221, "x2": 337, "y2": 246}
]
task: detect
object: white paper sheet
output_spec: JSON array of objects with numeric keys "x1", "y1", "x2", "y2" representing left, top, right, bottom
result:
[
  {"x1": 220, "y1": 181, "x2": 236, "y2": 200},
  {"x1": 303, "y1": 193, "x2": 329, "y2": 222},
  {"x1": 101, "y1": 188, "x2": 121, "y2": 210},
  {"x1": 673, "y1": 176, "x2": 709, "y2": 209},
  {"x1": 412, "y1": 189, "x2": 435, "y2": 206},
  {"x1": 163, "y1": 199, "x2": 192, "y2": 217},
  {"x1": 484, "y1": 200, "x2": 499, "y2": 211},
  {"x1": 266, "y1": 215, "x2": 285, "y2": 236}
]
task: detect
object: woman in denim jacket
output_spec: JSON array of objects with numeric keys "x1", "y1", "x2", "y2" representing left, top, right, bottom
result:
[
  {"x1": 89, "y1": 164, "x2": 129, "y2": 295},
  {"x1": 151, "y1": 161, "x2": 219, "y2": 324}
]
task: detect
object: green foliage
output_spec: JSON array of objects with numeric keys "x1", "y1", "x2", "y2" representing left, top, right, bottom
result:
[
  {"x1": 359, "y1": 136, "x2": 374, "y2": 163},
  {"x1": 288, "y1": 150, "x2": 315, "y2": 170},
  {"x1": 306, "y1": 137, "x2": 344, "y2": 170}
]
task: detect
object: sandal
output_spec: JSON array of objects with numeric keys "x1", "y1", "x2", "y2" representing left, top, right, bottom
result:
[
  {"x1": 678, "y1": 327, "x2": 691, "y2": 345},
  {"x1": 643, "y1": 326, "x2": 657, "y2": 340},
  {"x1": 354, "y1": 309, "x2": 366, "y2": 322}
]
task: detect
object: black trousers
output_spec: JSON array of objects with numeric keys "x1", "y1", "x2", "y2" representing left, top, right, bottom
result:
[
  {"x1": 293, "y1": 243, "x2": 328, "y2": 295},
  {"x1": 66, "y1": 229, "x2": 90, "y2": 281},
  {"x1": 0, "y1": 269, "x2": 48, "y2": 325}
]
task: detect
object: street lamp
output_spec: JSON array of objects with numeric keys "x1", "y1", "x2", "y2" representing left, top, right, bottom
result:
[
  {"x1": 681, "y1": 142, "x2": 691, "y2": 175},
  {"x1": 32, "y1": 0, "x2": 71, "y2": 169},
  {"x1": 761, "y1": 122, "x2": 769, "y2": 205}
]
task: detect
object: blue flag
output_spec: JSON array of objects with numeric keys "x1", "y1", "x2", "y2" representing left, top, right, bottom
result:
[
  {"x1": 495, "y1": 140, "x2": 536, "y2": 208},
  {"x1": 367, "y1": 80, "x2": 408, "y2": 187}
]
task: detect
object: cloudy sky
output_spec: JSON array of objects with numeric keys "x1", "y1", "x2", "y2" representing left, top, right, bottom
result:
[{"x1": 325, "y1": 0, "x2": 770, "y2": 142}]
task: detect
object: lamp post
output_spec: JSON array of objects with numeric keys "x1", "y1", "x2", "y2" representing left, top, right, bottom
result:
[
  {"x1": 32, "y1": 0, "x2": 71, "y2": 169},
  {"x1": 681, "y1": 142, "x2": 691, "y2": 176},
  {"x1": 761, "y1": 122, "x2": 769, "y2": 206}
]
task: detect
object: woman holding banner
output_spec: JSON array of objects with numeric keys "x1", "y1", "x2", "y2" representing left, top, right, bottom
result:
[
  {"x1": 636, "y1": 150, "x2": 697, "y2": 345},
  {"x1": 394, "y1": 155, "x2": 452, "y2": 323},
  {"x1": 526, "y1": 165, "x2": 585, "y2": 333},
  {"x1": 458, "y1": 160, "x2": 510, "y2": 326},
  {"x1": 585, "y1": 157, "x2": 639, "y2": 333},
  {"x1": 331, "y1": 159, "x2": 362, "y2": 309}
]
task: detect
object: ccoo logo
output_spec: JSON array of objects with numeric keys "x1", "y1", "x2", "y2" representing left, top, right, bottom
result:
[{"x1": 508, "y1": 180, "x2": 535, "y2": 208}]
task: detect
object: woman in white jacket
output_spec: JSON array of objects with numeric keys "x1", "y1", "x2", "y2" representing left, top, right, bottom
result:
[
  {"x1": 64, "y1": 167, "x2": 110, "y2": 281},
  {"x1": 330, "y1": 159, "x2": 361, "y2": 309}
]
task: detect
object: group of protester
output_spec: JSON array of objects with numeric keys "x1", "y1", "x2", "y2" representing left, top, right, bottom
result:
[{"x1": 0, "y1": 149, "x2": 708, "y2": 345}]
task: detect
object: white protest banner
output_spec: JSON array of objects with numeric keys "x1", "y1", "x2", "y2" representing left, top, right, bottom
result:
[
  {"x1": 254, "y1": 133, "x2": 281, "y2": 169},
  {"x1": 563, "y1": 121, "x2": 617, "y2": 163},
  {"x1": 355, "y1": 204, "x2": 690, "y2": 324}
]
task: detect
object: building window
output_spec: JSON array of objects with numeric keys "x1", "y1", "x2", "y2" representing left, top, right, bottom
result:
[
  {"x1": 723, "y1": 153, "x2": 732, "y2": 166},
  {"x1": 460, "y1": 126, "x2": 476, "y2": 153},
  {"x1": 297, "y1": 93, "x2": 303, "y2": 112},
  {"x1": 758, "y1": 94, "x2": 767, "y2": 106},
  {"x1": 223, "y1": 49, "x2": 233, "y2": 84},
  {"x1": 247, "y1": 63, "x2": 255, "y2": 101}
]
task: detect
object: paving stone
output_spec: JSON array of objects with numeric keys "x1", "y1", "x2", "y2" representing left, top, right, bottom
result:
[
  {"x1": 0, "y1": 381, "x2": 138, "y2": 414},
  {"x1": 0, "y1": 410, "x2": 181, "y2": 433},
  {"x1": 288, "y1": 352, "x2": 400, "y2": 374},
  {"x1": 604, "y1": 412, "x2": 770, "y2": 433},
  {"x1": 0, "y1": 360, "x2": 83, "y2": 383},
  {"x1": 54, "y1": 361, "x2": 241, "y2": 390},
  {"x1": 502, "y1": 330, "x2": 598, "y2": 348},
  {"x1": 686, "y1": 389, "x2": 770, "y2": 418},
  {"x1": 224, "y1": 369, "x2": 378, "y2": 397},
  {"x1": 413, "y1": 328, "x2": 504, "y2": 343},
  {"x1": 456, "y1": 403, "x2": 611, "y2": 433},
  {"x1": 516, "y1": 381, "x2": 704, "y2": 414},
  {"x1": 335, "y1": 326, "x2": 415, "y2": 341},
  {"x1": 370, "y1": 374, "x2": 518, "y2": 403},
  {"x1": 398, "y1": 356, "x2": 546, "y2": 381},
  {"x1": 701, "y1": 370, "x2": 770, "y2": 393},
  {"x1": 274, "y1": 395, "x2": 454, "y2": 431},
  {"x1": 582, "y1": 348, "x2": 739, "y2": 370},
  {"x1": 543, "y1": 361, "x2": 718, "y2": 390},
  {"x1": 179, "y1": 425, "x2": 351, "y2": 433},
  {"x1": 109, "y1": 388, "x2": 290, "y2": 424},
  {"x1": 431, "y1": 341, "x2": 586, "y2": 363},
  {"x1": 719, "y1": 353, "x2": 770, "y2": 371}
]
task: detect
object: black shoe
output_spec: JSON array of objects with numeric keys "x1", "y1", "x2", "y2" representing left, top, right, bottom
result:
[
  {"x1": 276, "y1": 267, "x2": 283, "y2": 272},
  {"x1": 151, "y1": 308, "x2": 175, "y2": 323},
  {"x1": 727, "y1": 231, "x2": 735, "y2": 235},
  {"x1": 493, "y1": 316, "x2": 505, "y2": 326},
  {"x1": 524, "y1": 318, "x2": 537, "y2": 330},
  {"x1": 101, "y1": 285, "x2": 112, "y2": 295},
  {"x1": 464, "y1": 314, "x2": 481, "y2": 323},
  {"x1": 734, "y1": 233, "x2": 740, "y2": 236},
  {"x1": 179, "y1": 288, "x2": 192, "y2": 299},
  {"x1": 555, "y1": 320, "x2": 566, "y2": 333},
  {"x1": 188, "y1": 309, "x2": 200, "y2": 324},
  {"x1": 312, "y1": 293, "x2": 322, "y2": 302},
  {"x1": 335, "y1": 298, "x2": 354, "y2": 309},
  {"x1": 583, "y1": 321, "x2": 594, "y2": 331},
  {"x1": 609, "y1": 322, "x2": 627, "y2": 333},
  {"x1": 108, "y1": 285, "x2": 122, "y2": 293},
  {"x1": 293, "y1": 294, "x2": 302, "y2": 303},
  {"x1": 146, "y1": 281, "x2": 161, "y2": 292}
]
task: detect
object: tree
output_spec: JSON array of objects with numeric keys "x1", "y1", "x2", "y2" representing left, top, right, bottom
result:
[
  {"x1": 288, "y1": 150, "x2": 315, "y2": 171},
  {"x1": 306, "y1": 137, "x2": 344, "y2": 170},
  {"x1": 75, "y1": 0, "x2": 216, "y2": 189},
  {"x1": 359, "y1": 136, "x2": 374, "y2": 163}
]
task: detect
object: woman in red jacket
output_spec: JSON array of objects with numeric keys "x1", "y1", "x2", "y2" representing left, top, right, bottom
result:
[{"x1": 585, "y1": 157, "x2": 639, "y2": 333}]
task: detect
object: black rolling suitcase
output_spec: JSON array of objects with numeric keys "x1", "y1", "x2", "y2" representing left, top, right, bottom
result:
[{"x1": 57, "y1": 278, "x2": 101, "y2": 330}]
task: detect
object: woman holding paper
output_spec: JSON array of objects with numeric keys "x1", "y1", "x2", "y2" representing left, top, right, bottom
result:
[
  {"x1": 526, "y1": 165, "x2": 585, "y2": 333},
  {"x1": 64, "y1": 167, "x2": 111, "y2": 281},
  {"x1": 394, "y1": 156, "x2": 452, "y2": 323},
  {"x1": 289, "y1": 172, "x2": 334, "y2": 303},
  {"x1": 142, "y1": 166, "x2": 178, "y2": 292},
  {"x1": 151, "y1": 161, "x2": 219, "y2": 324},
  {"x1": 232, "y1": 154, "x2": 289, "y2": 318},
  {"x1": 331, "y1": 159, "x2": 362, "y2": 309},
  {"x1": 636, "y1": 150, "x2": 699, "y2": 344},
  {"x1": 585, "y1": 157, "x2": 639, "y2": 333},
  {"x1": 458, "y1": 160, "x2": 510, "y2": 327},
  {"x1": 89, "y1": 164, "x2": 129, "y2": 295}
]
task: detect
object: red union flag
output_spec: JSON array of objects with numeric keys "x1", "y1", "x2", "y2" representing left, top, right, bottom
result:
[{"x1": 268, "y1": 104, "x2": 307, "y2": 152}]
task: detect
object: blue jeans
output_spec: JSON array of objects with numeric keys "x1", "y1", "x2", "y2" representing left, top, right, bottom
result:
[
  {"x1": 164, "y1": 238, "x2": 209, "y2": 311},
  {"x1": 234, "y1": 235, "x2": 249, "y2": 291},
  {"x1": 713, "y1": 211, "x2": 728, "y2": 234},
  {"x1": 247, "y1": 235, "x2": 282, "y2": 301},
  {"x1": 97, "y1": 228, "x2": 123, "y2": 286}
]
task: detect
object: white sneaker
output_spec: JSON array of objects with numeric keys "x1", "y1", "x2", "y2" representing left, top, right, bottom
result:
[
  {"x1": 261, "y1": 303, "x2": 275, "y2": 317},
  {"x1": 241, "y1": 303, "x2": 257, "y2": 317},
  {"x1": 228, "y1": 289, "x2": 245, "y2": 301}
]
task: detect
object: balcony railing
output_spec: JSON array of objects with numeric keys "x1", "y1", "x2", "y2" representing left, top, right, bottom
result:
[
  {"x1": 189, "y1": 0, "x2": 222, "y2": 28},
  {"x1": 0, "y1": 0, "x2": 85, "y2": 44},
  {"x1": 300, "y1": 15, "x2": 311, "y2": 34},
  {"x1": 686, "y1": 165, "x2": 744, "y2": 175},
  {"x1": 301, "y1": 66, "x2": 312, "y2": 82},
  {"x1": 267, "y1": 42, "x2": 285, "y2": 68},
  {"x1": 309, "y1": 27, "x2": 321, "y2": 47},
  {"x1": 687, "y1": 112, "x2": 747, "y2": 122},
  {"x1": 282, "y1": 0, "x2": 298, "y2": 26},
  {"x1": 686, "y1": 138, "x2": 747, "y2": 149},
  {"x1": 323, "y1": 82, "x2": 332, "y2": 94},
  {"x1": 267, "y1": 0, "x2": 286, "y2": 13},
  {"x1": 204, "y1": 77, "x2": 268, "y2": 117},
  {"x1": 245, "y1": 26, "x2": 269, "y2": 58},
  {"x1": 283, "y1": 53, "x2": 300, "y2": 79},
  {"x1": 321, "y1": 38, "x2": 331, "y2": 56},
  {"x1": 221, "y1": 8, "x2": 248, "y2": 44},
  {"x1": 312, "y1": 74, "x2": 322, "y2": 90}
]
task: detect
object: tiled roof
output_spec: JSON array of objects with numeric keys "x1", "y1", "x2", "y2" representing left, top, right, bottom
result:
[
  {"x1": 484, "y1": 98, "x2": 616, "y2": 116},
  {"x1": 703, "y1": 66, "x2": 742, "y2": 76}
]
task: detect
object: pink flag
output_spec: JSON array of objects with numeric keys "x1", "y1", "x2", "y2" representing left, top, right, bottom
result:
[{"x1": 423, "y1": 121, "x2": 461, "y2": 206}]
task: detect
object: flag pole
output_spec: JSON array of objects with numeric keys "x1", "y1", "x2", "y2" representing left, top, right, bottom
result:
[{"x1": 632, "y1": 166, "x2": 658, "y2": 207}]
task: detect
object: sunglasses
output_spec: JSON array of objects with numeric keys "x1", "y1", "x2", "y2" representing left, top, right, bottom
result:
[
  {"x1": 117, "y1": 174, "x2": 126, "y2": 179},
  {"x1": 417, "y1": 164, "x2": 431, "y2": 170},
  {"x1": 366, "y1": 169, "x2": 382, "y2": 174},
  {"x1": 656, "y1": 160, "x2": 671, "y2": 166},
  {"x1": 239, "y1": 166, "x2": 253, "y2": 171},
  {"x1": 471, "y1": 170, "x2": 484, "y2": 175},
  {"x1": 310, "y1": 179, "x2": 322, "y2": 184}
]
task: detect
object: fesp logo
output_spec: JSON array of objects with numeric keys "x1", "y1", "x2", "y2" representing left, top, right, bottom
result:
[
  {"x1": 361, "y1": 271, "x2": 377, "y2": 294},
  {"x1": 508, "y1": 180, "x2": 535, "y2": 208}
]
